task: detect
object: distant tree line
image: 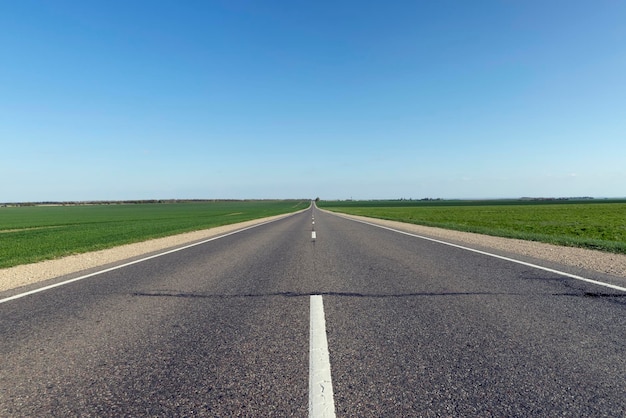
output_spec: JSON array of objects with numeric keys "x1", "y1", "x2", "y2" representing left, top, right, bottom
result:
[
  {"x1": 1, "y1": 199, "x2": 304, "y2": 207},
  {"x1": 519, "y1": 197, "x2": 594, "y2": 201}
]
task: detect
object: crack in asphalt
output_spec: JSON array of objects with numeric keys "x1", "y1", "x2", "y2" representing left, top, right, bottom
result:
[{"x1": 131, "y1": 290, "x2": 625, "y2": 299}]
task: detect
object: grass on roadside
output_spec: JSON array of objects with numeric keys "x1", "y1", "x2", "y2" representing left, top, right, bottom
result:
[
  {"x1": 318, "y1": 199, "x2": 626, "y2": 254},
  {"x1": 0, "y1": 200, "x2": 309, "y2": 269}
]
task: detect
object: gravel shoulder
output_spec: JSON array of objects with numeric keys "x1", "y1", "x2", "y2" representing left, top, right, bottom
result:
[{"x1": 2, "y1": 210, "x2": 625, "y2": 293}]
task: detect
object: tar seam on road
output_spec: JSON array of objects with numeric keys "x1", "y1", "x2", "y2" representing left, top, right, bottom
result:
[
  {"x1": 340, "y1": 215, "x2": 626, "y2": 293},
  {"x1": 309, "y1": 295, "x2": 336, "y2": 418},
  {"x1": 0, "y1": 214, "x2": 298, "y2": 305}
]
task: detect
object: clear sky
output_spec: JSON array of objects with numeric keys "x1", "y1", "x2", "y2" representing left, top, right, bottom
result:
[{"x1": 1, "y1": 1, "x2": 625, "y2": 201}]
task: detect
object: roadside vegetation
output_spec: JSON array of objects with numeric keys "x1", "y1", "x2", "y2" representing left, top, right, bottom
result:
[
  {"x1": 0, "y1": 200, "x2": 309, "y2": 269},
  {"x1": 318, "y1": 199, "x2": 626, "y2": 254}
]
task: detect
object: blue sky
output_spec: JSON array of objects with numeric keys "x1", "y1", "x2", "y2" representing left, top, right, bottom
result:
[{"x1": 1, "y1": 1, "x2": 624, "y2": 201}]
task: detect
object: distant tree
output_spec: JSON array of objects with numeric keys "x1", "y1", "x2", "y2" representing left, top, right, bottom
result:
[{"x1": 315, "y1": 197, "x2": 320, "y2": 202}]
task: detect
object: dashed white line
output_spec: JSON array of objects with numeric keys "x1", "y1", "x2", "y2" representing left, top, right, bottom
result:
[
  {"x1": 312, "y1": 231, "x2": 317, "y2": 240},
  {"x1": 309, "y1": 295, "x2": 336, "y2": 418}
]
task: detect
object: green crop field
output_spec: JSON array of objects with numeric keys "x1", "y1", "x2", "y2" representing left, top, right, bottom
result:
[
  {"x1": 0, "y1": 200, "x2": 309, "y2": 269},
  {"x1": 318, "y1": 199, "x2": 626, "y2": 254}
]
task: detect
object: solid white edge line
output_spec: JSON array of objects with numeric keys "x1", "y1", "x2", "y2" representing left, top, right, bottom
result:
[
  {"x1": 309, "y1": 295, "x2": 336, "y2": 418},
  {"x1": 0, "y1": 212, "x2": 302, "y2": 305},
  {"x1": 333, "y1": 213, "x2": 626, "y2": 293}
]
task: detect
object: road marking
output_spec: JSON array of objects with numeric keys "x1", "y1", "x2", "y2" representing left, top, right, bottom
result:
[
  {"x1": 0, "y1": 215, "x2": 296, "y2": 305},
  {"x1": 309, "y1": 295, "x2": 336, "y2": 418},
  {"x1": 312, "y1": 231, "x2": 317, "y2": 240},
  {"x1": 339, "y1": 216, "x2": 626, "y2": 293}
]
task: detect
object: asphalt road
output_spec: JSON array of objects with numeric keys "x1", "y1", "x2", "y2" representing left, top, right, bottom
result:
[{"x1": 1, "y1": 205, "x2": 625, "y2": 416}]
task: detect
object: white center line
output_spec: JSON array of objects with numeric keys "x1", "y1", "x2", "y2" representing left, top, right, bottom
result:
[
  {"x1": 312, "y1": 231, "x2": 317, "y2": 240},
  {"x1": 309, "y1": 295, "x2": 336, "y2": 418}
]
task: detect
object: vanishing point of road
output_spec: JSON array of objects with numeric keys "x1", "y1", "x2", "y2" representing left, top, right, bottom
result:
[{"x1": 1, "y1": 205, "x2": 625, "y2": 416}]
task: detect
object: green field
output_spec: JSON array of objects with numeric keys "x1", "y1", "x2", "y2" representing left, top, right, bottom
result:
[
  {"x1": 0, "y1": 200, "x2": 309, "y2": 269},
  {"x1": 319, "y1": 199, "x2": 626, "y2": 254}
]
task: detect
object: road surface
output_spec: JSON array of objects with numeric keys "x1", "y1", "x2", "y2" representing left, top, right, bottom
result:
[{"x1": 1, "y1": 205, "x2": 625, "y2": 416}]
